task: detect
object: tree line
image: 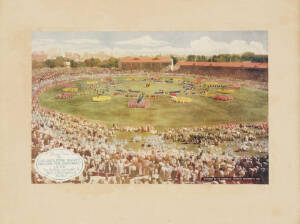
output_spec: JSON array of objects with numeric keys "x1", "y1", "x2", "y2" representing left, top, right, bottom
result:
[
  {"x1": 32, "y1": 56, "x2": 119, "y2": 69},
  {"x1": 183, "y1": 52, "x2": 268, "y2": 63},
  {"x1": 32, "y1": 52, "x2": 268, "y2": 69}
]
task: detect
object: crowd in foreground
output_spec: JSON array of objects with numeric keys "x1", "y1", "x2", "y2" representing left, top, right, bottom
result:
[{"x1": 31, "y1": 68, "x2": 269, "y2": 184}]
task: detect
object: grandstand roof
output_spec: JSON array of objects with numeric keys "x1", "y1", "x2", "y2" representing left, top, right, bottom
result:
[
  {"x1": 120, "y1": 56, "x2": 172, "y2": 63},
  {"x1": 177, "y1": 61, "x2": 268, "y2": 69}
]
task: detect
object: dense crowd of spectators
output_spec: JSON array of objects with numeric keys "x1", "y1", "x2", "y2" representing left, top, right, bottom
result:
[{"x1": 32, "y1": 68, "x2": 269, "y2": 184}]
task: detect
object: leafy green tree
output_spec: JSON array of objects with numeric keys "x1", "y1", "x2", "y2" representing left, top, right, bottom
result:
[
  {"x1": 219, "y1": 54, "x2": 232, "y2": 62},
  {"x1": 107, "y1": 57, "x2": 119, "y2": 67},
  {"x1": 187, "y1": 55, "x2": 196, "y2": 61},
  {"x1": 177, "y1": 56, "x2": 186, "y2": 62},
  {"x1": 170, "y1": 55, "x2": 178, "y2": 65},
  {"x1": 54, "y1": 56, "x2": 65, "y2": 67},
  {"x1": 100, "y1": 57, "x2": 119, "y2": 68},
  {"x1": 70, "y1": 60, "x2": 79, "y2": 68},
  {"x1": 230, "y1": 54, "x2": 241, "y2": 62},
  {"x1": 251, "y1": 54, "x2": 268, "y2": 63},
  {"x1": 45, "y1": 59, "x2": 56, "y2": 68},
  {"x1": 32, "y1": 60, "x2": 45, "y2": 69},
  {"x1": 196, "y1": 55, "x2": 206, "y2": 62},
  {"x1": 212, "y1": 55, "x2": 218, "y2": 62},
  {"x1": 84, "y1": 58, "x2": 101, "y2": 67},
  {"x1": 241, "y1": 52, "x2": 255, "y2": 61}
]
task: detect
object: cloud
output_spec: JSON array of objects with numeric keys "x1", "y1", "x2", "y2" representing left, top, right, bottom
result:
[
  {"x1": 64, "y1": 39, "x2": 100, "y2": 44},
  {"x1": 32, "y1": 38, "x2": 56, "y2": 46},
  {"x1": 190, "y1": 36, "x2": 267, "y2": 55},
  {"x1": 32, "y1": 38, "x2": 102, "y2": 55},
  {"x1": 32, "y1": 36, "x2": 267, "y2": 57},
  {"x1": 32, "y1": 43, "x2": 105, "y2": 56},
  {"x1": 97, "y1": 46, "x2": 188, "y2": 57},
  {"x1": 115, "y1": 35, "x2": 169, "y2": 47},
  {"x1": 39, "y1": 38, "x2": 56, "y2": 43},
  {"x1": 107, "y1": 36, "x2": 267, "y2": 56}
]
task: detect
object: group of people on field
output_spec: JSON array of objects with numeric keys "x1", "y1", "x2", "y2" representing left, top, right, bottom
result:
[{"x1": 31, "y1": 69, "x2": 269, "y2": 184}]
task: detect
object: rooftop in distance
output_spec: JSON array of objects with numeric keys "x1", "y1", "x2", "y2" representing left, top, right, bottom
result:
[{"x1": 119, "y1": 56, "x2": 172, "y2": 63}]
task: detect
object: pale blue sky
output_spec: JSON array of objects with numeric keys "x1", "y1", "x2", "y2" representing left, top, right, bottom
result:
[{"x1": 32, "y1": 31, "x2": 268, "y2": 56}]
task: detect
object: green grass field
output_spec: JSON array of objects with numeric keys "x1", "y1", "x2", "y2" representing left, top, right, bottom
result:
[{"x1": 38, "y1": 76, "x2": 268, "y2": 129}]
